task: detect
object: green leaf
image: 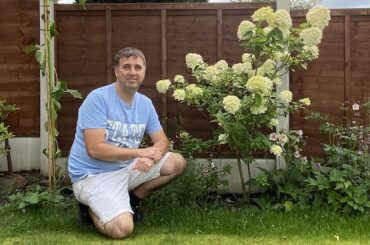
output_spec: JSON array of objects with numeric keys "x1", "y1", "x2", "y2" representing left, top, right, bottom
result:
[
  {"x1": 24, "y1": 192, "x2": 39, "y2": 204},
  {"x1": 23, "y1": 44, "x2": 38, "y2": 54},
  {"x1": 65, "y1": 89, "x2": 83, "y2": 99},
  {"x1": 35, "y1": 49, "x2": 46, "y2": 75},
  {"x1": 49, "y1": 21, "x2": 58, "y2": 38},
  {"x1": 78, "y1": 0, "x2": 87, "y2": 9}
]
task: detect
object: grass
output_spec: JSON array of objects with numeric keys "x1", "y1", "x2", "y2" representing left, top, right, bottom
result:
[{"x1": 0, "y1": 203, "x2": 370, "y2": 244}]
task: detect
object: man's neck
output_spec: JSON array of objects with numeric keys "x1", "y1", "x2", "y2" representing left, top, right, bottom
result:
[{"x1": 115, "y1": 82, "x2": 136, "y2": 105}]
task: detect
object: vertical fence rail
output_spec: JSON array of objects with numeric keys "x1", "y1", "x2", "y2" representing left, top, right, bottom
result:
[
  {"x1": 344, "y1": 14, "x2": 351, "y2": 126},
  {"x1": 105, "y1": 7, "x2": 112, "y2": 84}
]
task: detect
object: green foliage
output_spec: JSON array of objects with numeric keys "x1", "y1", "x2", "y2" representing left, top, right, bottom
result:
[
  {"x1": 0, "y1": 100, "x2": 18, "y2": 155},
  {"x1": 7, "y1": 185, "x2": 73, "y2": 212},
  {"x1": 255, "y1": 100, "x2": 370, "y2": 213},
  {"x1": 146, "y1": 157, "x2": 230, "y2": 207}
]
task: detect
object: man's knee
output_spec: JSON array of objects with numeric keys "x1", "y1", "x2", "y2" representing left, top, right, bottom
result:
[
  {"x1": 172, "y1": 153, "x2": 187, "y2": 176},
  {"x1": 104, "y1": 214, "x2": 134, "y2": 239}
]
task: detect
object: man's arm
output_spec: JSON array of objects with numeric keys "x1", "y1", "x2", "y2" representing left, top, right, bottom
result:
[
  {"x1": 83, "y1": 128, "x2": 161, "y2": 162},
  {"x1": 149, "y1": 130, "x2": 170, "y2": 158}
]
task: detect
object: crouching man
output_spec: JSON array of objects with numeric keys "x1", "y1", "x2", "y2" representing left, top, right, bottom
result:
[{"x1": 68, "y1": 47, "x2": 186, "y2": 239}]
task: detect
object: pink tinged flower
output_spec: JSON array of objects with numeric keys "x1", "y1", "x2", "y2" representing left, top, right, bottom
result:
[
  {"x1": 269, "y1": 133, "x2": 278, "y2": 141},
  {"x1": 278, "y1": 134, "x2": 288, "y2": 144},
  {"x1": 302, "y1": 156, "x2": 308, "y2": 164},
  {"x1": 294, "y1": 151, "x2": 300, "y2": 158},
  {"x1": 352, "y1": 103, "x2": 360, "y2": 111},
  {"x1": 315, "y1": 162, "x2": 321, "y2": 168}
]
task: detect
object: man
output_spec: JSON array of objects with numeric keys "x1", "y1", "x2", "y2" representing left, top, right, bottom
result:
[{"x1": 68, "y1": 47, "x2": 186, "y2": 239}]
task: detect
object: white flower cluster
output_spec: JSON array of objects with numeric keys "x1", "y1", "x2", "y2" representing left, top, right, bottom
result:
[
  {"x1": 172, "y1": 89, "x2": 186, "y2": 101},
  {"x1": 303, "y1": 45, "x2": 319, "y2": 60},
  {"x1": 257, "y1": 59, "x2": 276, "y2": 76},
  {"x1": 185, "y1": 84, "x2": 203, "y2": 98},
  {"x1": 251, "y1": 105, "x2": 267, "y2": 115},
  {"x1": 246, "y1": 75, "x2": 273, "y2": 95},
  {"x1": 251, "y1": 6, "x2": 275, "y2": 23},
  {"x1": 306, "y1": 6, "x2": 331, "y2": 30},
  {"x1": 269, "y1": 118, "x2": 279, "y2": 127},
  {"x1": 218, "y1": 134, "x2": 228, "y2": 144},
  {"x1": 156, "y1": 79, "x2": 171, "y2": 94},
  {"x1": 232, "y1": 62, "x2": 252, "y2": 75},
  {"x1": 203, "y1": 66, "x2": 221, "y2": 84},
  {"x1": 242, "y1": 53, "x2": 254, "y2": 63},
  {"x1": 214, "y1": 60, "x2": 228, "y2": 70},
  {"x1": 237, "y1": 20, "x2": 256, "y2": 40},
  {"x1": 299, "y1": 97, "x2": 311, "y2": 106},
  {"x1": 279, "y1": 90, "x2": 293, "y2": 103},
  {"x1": 185, "y1": 53, "x2": 204, "y2": 70},
  {"x1": 174, "y1": 74, "x2": 185, "y2": 84},
  {"x1": 270, "y1": 145, "x2": 282, "y2": 156},
  {"x1": 300, "y1": 27, "x2": 322, "y2": 47},
  {"x1": 223, "y1": 95, "x2": 241, "y2": 114}
]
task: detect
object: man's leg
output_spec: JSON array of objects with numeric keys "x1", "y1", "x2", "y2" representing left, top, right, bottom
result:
[
  {"x1": 131, "y1": 152, "x2": 186, "y2": 199},
  {"x1": 89, "y1": 210, "x2": 134, "y2": 239}
]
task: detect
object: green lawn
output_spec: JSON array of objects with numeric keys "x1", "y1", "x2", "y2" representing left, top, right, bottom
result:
[{"x1": 1, "y1": 205, "x2": 369, "y2": 244}]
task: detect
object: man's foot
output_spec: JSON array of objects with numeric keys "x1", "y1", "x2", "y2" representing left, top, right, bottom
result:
[
  {"x1": 129, "y1": 192, "x2": 144, "y2": 223},
  {"x1": 78, "y1": 202, "x2": 93, "y2": 225}
]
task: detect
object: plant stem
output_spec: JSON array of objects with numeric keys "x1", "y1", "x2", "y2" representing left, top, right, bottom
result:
[{"x1": 236, "y1": 151, "x2": 248, "y2": 202}]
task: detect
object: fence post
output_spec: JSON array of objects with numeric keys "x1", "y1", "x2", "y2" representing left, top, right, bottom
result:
[{"x1": 276, "y1": 0, "x2": 290, "y2": 169}]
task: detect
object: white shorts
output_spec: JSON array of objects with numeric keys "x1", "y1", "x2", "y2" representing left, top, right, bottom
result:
[{"x1": 72, "y1": 152, "x2": 171, "y2": 224}]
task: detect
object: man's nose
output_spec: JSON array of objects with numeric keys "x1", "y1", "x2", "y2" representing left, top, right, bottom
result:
[{"x1": 128, "y1": 67, "x2": 136, "y2": 76}]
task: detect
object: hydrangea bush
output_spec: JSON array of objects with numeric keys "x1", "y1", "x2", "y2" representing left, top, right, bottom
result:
[{"x1": 156, "y1": 6, "x2": 330, "y2": 199}]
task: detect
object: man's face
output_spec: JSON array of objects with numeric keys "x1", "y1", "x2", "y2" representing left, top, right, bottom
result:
[{"x1": 114, "y1": 56, "x2": 146, "y2": 92}]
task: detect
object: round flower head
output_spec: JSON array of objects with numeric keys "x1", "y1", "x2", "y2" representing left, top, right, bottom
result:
[
  {"x1": 156, "y1": 79, "x2": 171, "y2": 94},
  {"x1": 214, "y1": 60, "x2": 228, "y2": 70},
  {"x1": 306, "y1": 6, "x2": 331, "y2": 30},
  {"x1": 203, "y1": 66, "x2": 220, "y2": 84},
  {"x1": 246, "y1": 75, "x2": 273, "y2": 95},
  {"x1": 270, "y1": 145, "x2": 283, "y2": 156},
  {"x1": 257, "y1": 59, "x2": 276, "y2": 76},
  {"x1": 251, "y1": 105, "x2": 267, "y2": 115},
  {"x1": 299, "y1": 97, "x2": 311, "y2": 106},
  {"x1": 185, "y1": 84, "x2": 203, "y2": 98},
  {"x1": 252, "y1": 6, "x2": 274, "y2": 23},
  {"x1": 185, "y1": 53, "x2": 204, "y2": 70},
  {"x1": 174, "y1": 74, "x2": 185, "y2": 84},
  {"x1": 242, "y1": 53, "x2": 254, "y2": 63},
  {"x1": 232, "y1": 62, "x2": 252, "y2": 75},
  {"x1": 269, "y1": 118, "x2": 279, "y2": 127},
  {"x1": 279, "y1": 90, "x2": 293, "y2": 103},
  {"x1": 274, "y1": 9, "x2": 292, "y2": 29},
  {"x1": 172, "y1": 89, "x2": 186, "y2": 101},
  {"x1": 303, "y1": 45, "x2": 319, "y2": 60},
  {"x1": 237, "y1": 20, "x2": 256, "y2": 40},
  {"x1": 223, "y1": 95, "x2": 241, "y2": 114},
  {"x1": 300, "y1": 27, "x2": 322, "y2": 47}
]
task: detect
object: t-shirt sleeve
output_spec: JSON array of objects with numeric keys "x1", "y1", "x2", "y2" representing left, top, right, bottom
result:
[
  {"x1": 78, "y1": 92, "x2": 107, "y2": 129},
  {"x1": 146, "y1": 100, "x2": 162, "y2": 134}
]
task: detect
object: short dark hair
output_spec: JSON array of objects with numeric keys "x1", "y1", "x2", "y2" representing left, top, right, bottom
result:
[{"x1": 113, "y1": 47, "x2": 146, "y2": 67}]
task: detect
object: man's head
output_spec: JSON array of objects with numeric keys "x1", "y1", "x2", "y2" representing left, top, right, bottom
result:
[{"x1": 114, "y1": 47, "x2": 146, "y2": 94}]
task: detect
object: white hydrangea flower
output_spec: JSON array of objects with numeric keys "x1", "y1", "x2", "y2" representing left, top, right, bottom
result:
[
  {"x1": 279, "y1": 90, "x2": 293, "y2": 103},
  {"x1": 174, "y1": 74, "x2": 185, "y2": 84},
  {"x1": 269, "y1": 118, "x2": 279, "y2": 127},
  {"x1": 246, "y1": 75, "x2": 273, "y2": 94},
  {"x1": 214, "y1": 60, "x2": 228, "y2": 70},
  {"x1": 242, "y1": 53, "x2": 254, "y2": 63},
  {"x1": 263, "y1": 26, "x2": 272, "y2": 35},
  {"x1": 203, "y1": 66, "x2": 220, "y2": 84},
  {"x1": 299, "y1": 97, "x2": 311, "y2": 106},
  {"x1": 223, "y1": 95, "x2": 241, "y2": 114},
  {"x1": 270, "y1": 145, "x2": 283, "y2": 156},
  {"x1": 185, "y1": 53, "x2": 204, "y2": 70},
  {"x1": 272, "y1": 77, "x2": 282, "y2": 86},
  {"x1": 251, "y1": 105, "x2": 268, "y2": 115},
  {"x1": 278, "y1": 134, "x2": 288, "y2": 145},
  {"x1": 232, "y1": 62, "x2": 252, "y2": 75},
  {"x1": 303, "y1": 45, "x2": 319, "y2": 60},
  {"x1": 237, "y1": 20, "x2": 256, "y2": 40},
  {"x1": 156, "y1": 79, "x2": 171, "y2": 94},
  {"x1": 252, "y1": 6, "x2": 275, "y2": 23},
  {"x1": 257, "y1": 59, "x2": 276, "y2": 76},
  {"x1": 185, "y1": 84, "x2": 203, "y2": 98},
  {"x1": 300, "y1": 27, "x2": 322, "y2": 47},
  {"x1": 172, "y1": 89, "x2": 186, "y2": 101},
  {"x1": 306, "y1": 6, "x2": 331, "y2": 30},
  {"x1": 218, "y1": 134, "x2": 228, "y2": 144},
  {"x1": 274, "y1": 9, "x2": 292, "y2": 29},
  {"x1": 279, "y1": 27, "x2": 290, "y2": 39}
]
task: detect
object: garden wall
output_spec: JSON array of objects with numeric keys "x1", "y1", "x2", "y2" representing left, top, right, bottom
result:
[{"x1": 1, "y1": 2, "x2": 370, "y2": 164}]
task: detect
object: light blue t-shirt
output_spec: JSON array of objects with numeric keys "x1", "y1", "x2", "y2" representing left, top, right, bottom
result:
[{"x1": 68, "y1": 83, "x2": 162, "y2": 183}]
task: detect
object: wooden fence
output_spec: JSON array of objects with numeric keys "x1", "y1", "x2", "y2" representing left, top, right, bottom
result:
[{"x1": 1, "y1": 2, "x2": 370, "y2": 158}]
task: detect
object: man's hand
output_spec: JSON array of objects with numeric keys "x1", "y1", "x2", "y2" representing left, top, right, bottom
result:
[
  {"x1": 133, "y1": 157, "x2": 155, "y2": 172},
  {"x1": 142, "y1": 147, "x2": 162, "y2": 162}
]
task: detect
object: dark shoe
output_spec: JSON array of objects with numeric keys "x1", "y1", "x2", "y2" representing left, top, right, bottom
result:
[
  {"x1": 78, "y1": 202, "x2": 93, "y2": 225},
  {"x1": 129, "y1": 192, "x2": 144, "y2": 223}
]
